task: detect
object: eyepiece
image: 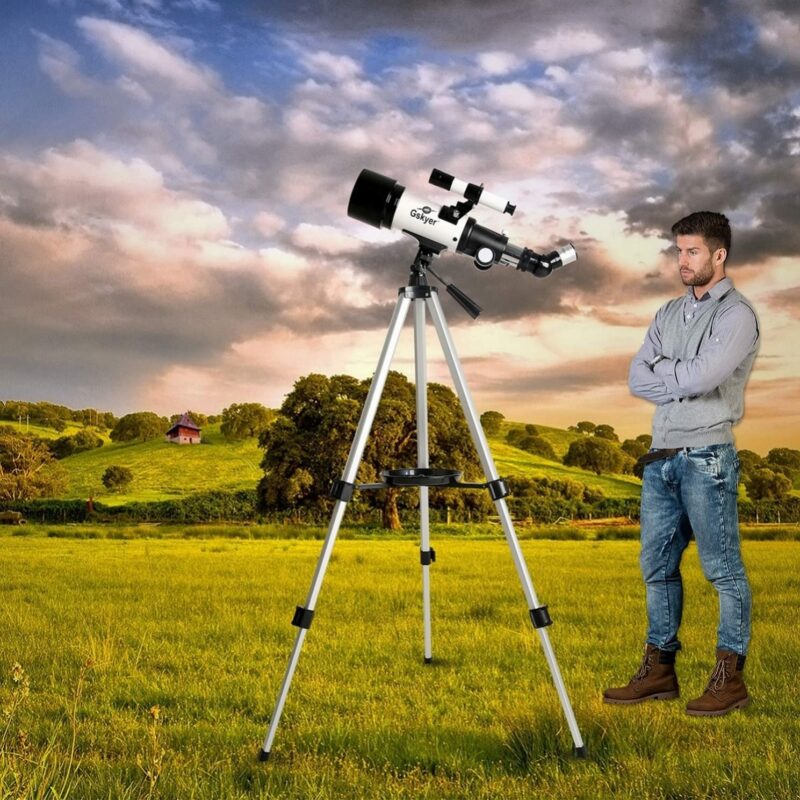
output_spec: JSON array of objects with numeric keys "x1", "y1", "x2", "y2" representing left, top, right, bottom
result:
[
  {"x1": 552, "y1": 244, "x2": 577, "y2": 268},
  {"x1": 347, "y1": 169, "x2": 404, "y2": 229}
]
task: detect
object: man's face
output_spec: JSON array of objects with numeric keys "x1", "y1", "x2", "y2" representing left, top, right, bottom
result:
[{"x1": 675, "y1": 234, "x2": 724, "y2": 289}]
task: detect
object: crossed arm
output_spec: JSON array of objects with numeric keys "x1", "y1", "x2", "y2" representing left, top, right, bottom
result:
[{"x1": 628, "y1": 303, "x2": 759, "y2": 406}]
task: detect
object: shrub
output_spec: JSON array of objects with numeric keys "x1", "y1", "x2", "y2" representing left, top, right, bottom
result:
[
  {"x1": 563, "y1": 437, "x2": 626, "y2": 475},
  {"x1": 517, "y1": 435, "x2": 557, "y2": 460},
  {"x1": 480, "y1": 410, "x2": 505, "y2": 435},
  {"x1": 102, "y1": 465, "x2": 133, "y2": 492}
]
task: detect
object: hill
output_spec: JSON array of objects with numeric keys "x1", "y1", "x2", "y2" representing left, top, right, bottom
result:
[
  {"x1": 51, "y1": 417, "x2": 642, "y2": 506},
  {"x1": 60, "y1": 423, "x2": 262, "y2": 505},
  {"x1": 1, "y1": 419, "x2": 100, "y2": 440},
  {"x1": 490, "y1": 422, "x2": 641, "y2": 499}
]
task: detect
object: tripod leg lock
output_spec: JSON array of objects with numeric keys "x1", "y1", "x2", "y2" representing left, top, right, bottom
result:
[
  {"x1": 486, "y1": 478, "x2": 510, "y2": 500},
  {"x1": 330, "y1": 480, "x2": 355, "y2": 502},
  {"x1": 529, "y1": 605, "x2": 553, "y2": 629},
  {"x1": 291, "y1": 606, "x2": 315, "y2": 629},
  {"x1": 420, "y1": 548, "x2": 436, "y2": 565}
]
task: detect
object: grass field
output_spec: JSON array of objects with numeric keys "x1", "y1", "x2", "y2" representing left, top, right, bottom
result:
[
  {"x1": 1, "y1": 530, "x2": 797, "y2": 799},
  {"x1": 489, "y1": 439, "x2": 641, "y2": 499},
  {"x1": 60, "y1": 424, "x2": 262, "y2": 505},
  {"x1": 1, "y1": 420, "x2": 93, "y2": 441},
  {"x1": 52, "y1": 420, "x2": 641, "y2": 507}
]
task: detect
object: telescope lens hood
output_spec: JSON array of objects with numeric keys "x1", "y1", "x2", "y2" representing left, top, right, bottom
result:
[{"x1": 348, "y1": 169, "x2": 404, "y2": 229}]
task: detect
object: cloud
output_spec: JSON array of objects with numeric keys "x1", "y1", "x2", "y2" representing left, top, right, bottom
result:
[
  {"x1": 35, "y1": 32, "x2": 102, "y2": 97},
  {"x1": 758, "y1": 11, "x2": 800, "y2": 64},
  {"x1": 290, "y1": 223, "x2": 363, "y2": 255},
  {"x1": 0, "y1": 139, "x2": 229, "y2": 243},
  {"x1": 529, "y1": 28, "x2": 606, "y2": 62},
  {"x1": 765, "y1": 286, "x2": 800, "y2": 319},
  {"x1": 476, "y1": 51, "x2": 523, "y2": 76},
  {"x1": 77, "y1": 16, "x2": 219, "y2": 94},
  {"x1": 3, "y1": 0, "x2": 798, "y2": 451},
  {"x1": 301, "y1": 50, "x2": 362, "y2": 81},
  {"x1": 253, "y1": 210, "x2": 286, "y2": 237}
]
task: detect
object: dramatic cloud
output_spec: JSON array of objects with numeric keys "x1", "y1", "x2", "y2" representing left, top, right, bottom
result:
[{"x1": 0, "y1": 0, "x2": 798, "y2": 451}]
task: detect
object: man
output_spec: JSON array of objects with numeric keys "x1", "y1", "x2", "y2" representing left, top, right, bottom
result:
[{"x1": 604, "y1": 211, "x2": 759, "y2": 716}]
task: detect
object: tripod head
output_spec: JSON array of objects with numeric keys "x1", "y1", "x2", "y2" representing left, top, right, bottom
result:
[
  {"x1": 407, "y1": 243, "x2": 483, "y2": 319},
  {"x1": 347, "y1": 168, "x2": 577, "y2": 277}
]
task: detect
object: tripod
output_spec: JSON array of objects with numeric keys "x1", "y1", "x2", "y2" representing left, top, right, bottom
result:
[{"x1": 260, "y1": 247, "x2": 587, "y2": 760}]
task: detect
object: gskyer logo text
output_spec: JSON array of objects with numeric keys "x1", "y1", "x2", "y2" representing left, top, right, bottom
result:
[{"x1": 410, "y1": 206, "x2": 438, "y2": 225}]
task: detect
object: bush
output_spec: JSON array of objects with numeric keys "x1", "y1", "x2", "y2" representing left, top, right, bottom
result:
[
  {"x1": 102, "y1": 465, "x2": 133, "y2": 491},
  {"x1": 506, "y1": 428, "x2": 525, "y2": 445},
  {"x1": 621, "y1": 438, "x2": 648, "y2": 460},
  {"x1": 564, "y1": 437, "x2": 627, "y2": 475},
  {"x1": 745, "y1": 467, "x2": 792, "y2": 501},
  {"x1": 480, "y1": 410, "x2": 505, "y2": 435},
  {"x1": 110, "y1": 412, "x2": 168, "y2": 442},
  {"x1": 50, "y1": 429, "x2": 104, "y2": 459},
  {"x1": 517, "y1": 435, "x2": 557, "y2": 460}
]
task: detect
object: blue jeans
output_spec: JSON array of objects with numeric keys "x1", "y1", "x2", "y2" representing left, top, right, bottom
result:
[{"x1": 640, "y1": 444, "x2": 751, "y2": 655}]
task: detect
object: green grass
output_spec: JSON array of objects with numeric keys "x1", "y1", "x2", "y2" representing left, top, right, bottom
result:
[
  {"x1": 9, "y1": 521, "x2": 799, "y2": 542},
  {"x1": 0, "y1": 420, "x2": 93, "y2": 440},
  {"x1": 1, "y1": 531, "x2": 797, "y2": 799},
  {"x1": 48, "y1": 418, "x2": 642, "y2": 506},
  {"x1": 59, "y1": 423, "x2": 262, "y2": 504},
  {"x1": 16, "y1": 415, "x2": 798, "y2": 504},
  {"x1": 488, "y1": 438, "x2": 640, "y2": 499},
  {"x1": 498, "y1": 420, "x2": 584, "y2": 460}
]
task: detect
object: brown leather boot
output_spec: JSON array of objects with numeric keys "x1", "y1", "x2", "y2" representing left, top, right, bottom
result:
[
  {"x1": 603, "y1": 644, "x2": 680, "y2": 704},
  {"x1": 686, "y1": 650, "x2": 749, "y2": 716}
]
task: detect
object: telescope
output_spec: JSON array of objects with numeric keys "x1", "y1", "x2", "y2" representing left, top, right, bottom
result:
[
  {"x1": 260, "y1": 166, "x2": 588, "y2": 763},
  {"x1": 348, "y1": 168, "x2": 577, "y2": 277}
]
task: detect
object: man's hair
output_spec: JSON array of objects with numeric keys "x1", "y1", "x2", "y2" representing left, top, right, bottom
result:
[{"x1": 671, "y1": 211, "x2": 731, "y2": 257}]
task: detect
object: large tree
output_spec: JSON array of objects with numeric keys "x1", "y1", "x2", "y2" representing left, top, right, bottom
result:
[
  {"x1": 0, "y1": 430, "x2": 67, "y2": 501},
  {"x1": 563, "y1": 437, "x2": 629, "y2": 475},
  {"x1": 50, "y1": 429, "x2": 104, "y2": 459},
  {"x1": 765, "y1": 448, "x2": 800, "y2": 478},
  {"x1": 102, "y1": 465, "x2": 133, "y2": 492},
  {"x1": 479, "y1": 410, "x2": 505, "y2": 436},
  {"x1": 621, "y1": 438, "x2": 648, "y2": 460},
  {"x1": 110, "y1": 412, "x2": 168, "y2": 442},
  {"x1": 258, "y1": 372, "x2": 479, "y2": 529},
  {"x1": 737, "y1": 449, "x2": 764, "y2": 485},
  {"x1": 220, "y1": 403, "x2": 275, "y2": 440},
  {"x1": 593, "y1": 424, "x2": 619, "y2": 442},
  {"x1": 745, "y1": 467, "x2": 792, "y2": 501}
]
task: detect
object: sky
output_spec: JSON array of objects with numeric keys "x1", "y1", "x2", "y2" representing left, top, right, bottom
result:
[{"x1": 1, "y1": 0, "x2": 799, "y2": 454}]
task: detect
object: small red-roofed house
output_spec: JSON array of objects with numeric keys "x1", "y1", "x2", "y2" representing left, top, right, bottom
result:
[{"x1": 165, "y1": 412, "x2": 202, "y2": 445}]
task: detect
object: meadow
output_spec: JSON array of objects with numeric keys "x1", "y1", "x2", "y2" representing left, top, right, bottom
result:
[
  {"x1": 59, "y1": 424, "x2": 263, "y2": 505},
  {"x1": 51, "y1": 420, "x2": 641, "y2": 506},
  {"x1": 1, "y1": 529, "x2": 797, "y2": 799}
]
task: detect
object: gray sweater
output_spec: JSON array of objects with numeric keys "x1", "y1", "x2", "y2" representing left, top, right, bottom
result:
[{"x1": 629, "y1": 277, "x2": 759, "y2": 449}]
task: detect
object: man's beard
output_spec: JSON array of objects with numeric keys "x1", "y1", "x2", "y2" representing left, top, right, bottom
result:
[{"x1": 680, "y1": 261, "x2": 715, "y2": 286}]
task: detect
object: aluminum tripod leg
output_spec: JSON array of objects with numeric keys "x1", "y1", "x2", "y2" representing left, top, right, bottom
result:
[
  {"x1": 426, "y1": 292, "x2": 586, "y2": 756},
  {"x1": 259, "y1": 294, "x2": 412, "y2": 761},
  {"x1": 414, "y1": 299, "x2": 433, "y2": 663}
]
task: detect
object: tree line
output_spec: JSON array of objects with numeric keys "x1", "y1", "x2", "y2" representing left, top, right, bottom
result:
[
  {"x1": 2, "y1": 387, "x2": 798, "y2": 519},
  {"x1": 0, "y1": 400, "x2": 117, "y2": 432},
  {"x1": 490, "y1": 413, "x2": 800, "y2": 502},
  {"x1": 0, "y1": 402, "x2": 275, "y2": 503}
]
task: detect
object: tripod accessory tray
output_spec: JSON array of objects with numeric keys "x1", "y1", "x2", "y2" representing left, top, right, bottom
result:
[
  {"x1": 382, "y1": 467, "x2": 461, "y2": 486},
  {"x1": 355, "y1": 468, "x2": 510, "y2": 499}
]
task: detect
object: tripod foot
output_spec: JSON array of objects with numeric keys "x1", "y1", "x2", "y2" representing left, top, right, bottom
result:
[
  {"x1": 258, "y1": 749, "x2": 271, "y2": 762},
  {"x1": 573, "y1": 744, "x2": 588, "y2": 759},
  {"x1": 424, "y1": 656, "x2": 433, "y2": 664}
]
